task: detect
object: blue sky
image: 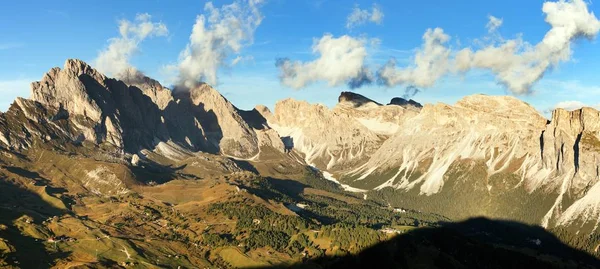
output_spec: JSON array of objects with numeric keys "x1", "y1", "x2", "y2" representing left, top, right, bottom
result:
[{"x1": 2, "y1": 0, "x2": 600, "y2": 116}]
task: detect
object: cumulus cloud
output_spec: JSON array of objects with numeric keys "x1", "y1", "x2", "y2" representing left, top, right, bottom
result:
[
  {"x1": 346, "y1": 4, "x2": 384, "y2": 29},
  {"x1": 167, "y1": 0, "x2": 264, "y2": 89},
  {"x1": 276, "y1": 34, "x2": 371, "y2": 89},
  {"x1": 95, "y1": 13, "x2": 168, "y2": 77},
  {"x1": 378, "y1": 28, "x2": 452, "y2": 88},
  {"x1": 378, "y1": 0, "x2": 600, "y2": 95}
]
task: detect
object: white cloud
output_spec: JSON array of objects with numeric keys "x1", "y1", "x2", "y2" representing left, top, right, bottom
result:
[
  {"x1": 166, "y1": 0, "x2": 264, "y2": 89},
  {"x1": 95, "y1": 13, "x2": 168, "y2": 77},
  {"x1": 378, "y1": 28, "x2": 452, "y2": 88},
  {"x1": 346, "y1": 4, "x2": 384, "y2": 29},
  {"x1": 370, "y1": 5, "x2": 384, "y2": 24},
  {"x1": 553, "y1": 100, "x2": 600, "y2": 111},
  {"x1": 486, "y1": 16, "x2": 503, "y2": 33},
  {"x1": 379, "y1": 0, "x2": 600, "y2": 95},
  {"x1": 231, "y1": 55, "x2": 254, "y2": 66},
  {"x1": 276, "y1": 34, "x2": 370, "y2": 89}
]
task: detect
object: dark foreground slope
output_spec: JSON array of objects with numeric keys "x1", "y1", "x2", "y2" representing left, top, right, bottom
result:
[{"x1": 275, "y1": 218, "x2": 600, "y2": 269}]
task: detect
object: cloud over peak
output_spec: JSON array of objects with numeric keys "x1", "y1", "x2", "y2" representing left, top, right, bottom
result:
[
  {"x1": 378, "y1": 28, "x2": 452, "y2": 88},
  {"x1": 380, "y1": 0, "x2": 600, "y2": 94},
  {"x1": 276, "y1": 34, "x2": 371, "y2": 89},
  {"x1": 95, "y1": 13, "x2": 168, "y2": 78},
  {"x1": 167, "y1": 0, "x2": 264, "y2": 89},
  {"x1": 346, "y1": 4, "x2": 384, "y2": 29}
]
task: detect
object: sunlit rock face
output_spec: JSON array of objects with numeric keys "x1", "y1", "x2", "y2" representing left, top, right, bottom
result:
[{"x1": 13, "y1": 59, "x2": 281, "y2": 159}]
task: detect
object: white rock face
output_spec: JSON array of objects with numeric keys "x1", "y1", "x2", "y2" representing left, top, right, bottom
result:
[
  {"x1": 15, "y1": 59, "x2": 282, "y2": 159},
  {"x1": 84, "y1": 166, "x2": 129, "y2": 196},
  {"x1": 540, "y1": 108, "x2": 600, "y2": 228},
  {"x1": 352, "y1": 95, "x2": 547, "y2": 195},
  {"x1": 264, "y1": 92, "x2": 420, "y2": 172},
  {"x1": 266, "y1": 92, "x2": 600, "y2": 230},
  {"x1": 119, "y1": 69, "x2": 174, "y2": 110},
  {"x1": 31, "y1": 59, "x2": 106, "y2": 122},
  {"x1": 0, "y1": 132, "x2": 9, "y2": 147},
  {"x1": 266, "y1": 98, "x2": 379, "y2": 170},
  {"x1": 176, "y1": 84, "x2": 260, "y2": 159}
]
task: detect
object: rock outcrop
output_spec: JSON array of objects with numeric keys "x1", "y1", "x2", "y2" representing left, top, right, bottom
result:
[
  {"x1": 31, "y1": 59, "x2": 106, "y2": 122},
  {"x1": 266, "y1": 92, "x2": 600, "y2": 232},
  {"x1": 265, "y1": 92, "x2": 419, "y2": 171},
  {"x1": 351, "y1": 94, "x2": 548, "y2": 194},
  {"x1": 388, "y1": 97, "x2": 423, "y2": 110},
  {"x1": 1, "y1": 59, "x2": 280, "y2": 159},
  {"x1": 119, "y1": 68, "x2": 174, "y2": 110}
]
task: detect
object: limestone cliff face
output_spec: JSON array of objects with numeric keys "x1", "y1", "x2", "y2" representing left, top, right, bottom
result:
[
  {"x1": 172, "y1": 84, "x2": 261, "y2": 159},
  {"x1": 264, "y1": 93, "x2": 419, "y2": 172},
  {"x1": 265, "y1": 92, "x2": 600, "y2": 231},
  {"x1": 542, "y1": 108, "x2": 600, "y2": 179},
  {"x1": 541, "y1": 108, "x2": 600, "y2": 228},
  {"x1": 29, "y1": 59, "x2": 169, "y2": 152},
  {"x1": 2, "y1": 59, "x2": 279, "y2": 159},
  {"x1": 31, "y1": 59, "x2": 106, "y2": 122},
  {"x1": 351, "y1": 94, "x2": 548, "y2": 194},
  {"x1": 119, "y1": 68, "x2": 174, "y2": 110}
]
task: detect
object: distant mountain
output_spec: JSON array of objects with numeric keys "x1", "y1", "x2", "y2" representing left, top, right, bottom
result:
[
  {"x1": 1, "y1": 59, "x2": 600, "y2": 267},
  {"x1": 269, "y1": 90, "x2": 600, "y2": 233}
]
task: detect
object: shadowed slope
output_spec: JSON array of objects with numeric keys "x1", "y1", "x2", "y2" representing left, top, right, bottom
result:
[
  {"x1": 267, "y1": 218, "x2": 600, "y2": 269},
  {"x1": 0, "y1": 174, "x2": 70, "y2": 268}
]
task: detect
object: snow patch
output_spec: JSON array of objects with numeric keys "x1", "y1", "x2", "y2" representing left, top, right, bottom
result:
[{"x1": 322, "y1": 171, "x2": 368, "y2": 193}]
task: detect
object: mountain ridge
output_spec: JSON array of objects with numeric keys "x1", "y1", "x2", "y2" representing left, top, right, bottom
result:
[{"x1": 3, "y1": 58, "x2": 600, "y2": 254}]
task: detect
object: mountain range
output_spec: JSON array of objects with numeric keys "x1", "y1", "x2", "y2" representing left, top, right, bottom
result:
[{"x1": 1, "y1": 59, "x2": 600, "y2": 268}]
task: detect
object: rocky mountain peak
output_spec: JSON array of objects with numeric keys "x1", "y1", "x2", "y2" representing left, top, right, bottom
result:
[
  {"x1": 30, "y1": 59, "x2": 108, "y2": 122},
  {"x1": 171, "y1": 83, "x2": 261, "y2": 159},
  {"x1": 254, "y1": 104, "x2": 272, "y2": 118},
  {"x1": 338, "y1": 91, "x2": 381, "y2": 109},
  {"x1": 455, "y1": 94, "x2": 544, "y2": 121},
  {"x1": 4, "y1": 59, "x2": 282, "y2": 159},
  {"x1": 119, "y1": 68, "x2": 173, "y2": 110},
  {"x1": 388, "y1": 97, "x2": 423, "y2": 109},
  {"x1": 63, "y1": 59, "x2": 106, "y2": 81}
]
